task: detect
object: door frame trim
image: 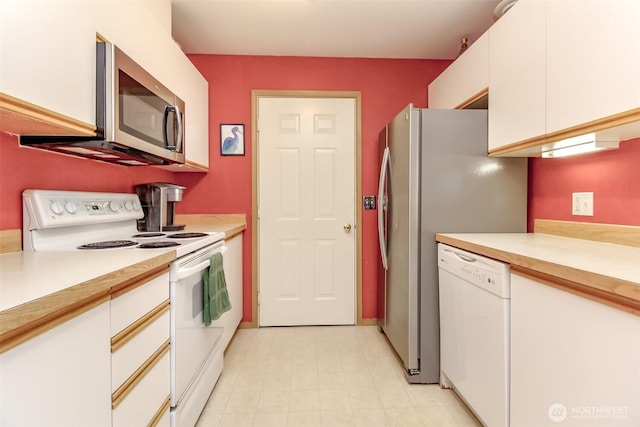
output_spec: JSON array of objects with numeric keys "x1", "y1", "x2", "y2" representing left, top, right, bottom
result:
[{"x1": 250, "y1": 90, "x2": 363, "y2": 327}]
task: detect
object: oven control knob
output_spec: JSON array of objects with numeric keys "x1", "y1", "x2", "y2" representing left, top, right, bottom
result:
[
  {"x1": 124, "y1": 201, "x2": 133, "y2": 211},
  {"x1": 65, "y1": 202, "x2": 77, "y2": 214},
  {"x1": 132, "y1": 201, "x2": 141, "y2": 211},
  {"x1": 108, "y1": 201, "x2": 120, "y2": 212},
  {"x1": 50, "y1": 201, "x2": 64, "y2": 215}
]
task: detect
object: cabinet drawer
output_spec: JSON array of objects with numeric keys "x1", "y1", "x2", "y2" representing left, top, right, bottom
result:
[
  {"x1": 112, "y1": 307, "x2": 170, "y2": 392},
  {"x1": 111, "y1": 272, "x2": 169, "y2": 336},
  {"x1": 112, "y1": 347, "x2": 170, "y2": 427}
]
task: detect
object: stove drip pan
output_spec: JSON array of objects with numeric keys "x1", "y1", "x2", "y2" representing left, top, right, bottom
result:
[
  {"x1": 138, "y1": 241, "x2": 181, "y2": 249},
  {"x1": 167, "y1": 232, "x2": 209, "y2": 239},
  {"x1": 162, "y1": 224, "x2": 186, "y2": 232},
  {"x1": 132, "y1": 233, "x2": 166, "y2": 238},
  {"x1": 78, "y1": 240, "x2": 139, "y2": 249}
]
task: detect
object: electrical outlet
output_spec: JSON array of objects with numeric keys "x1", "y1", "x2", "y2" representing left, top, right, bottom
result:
[{"x1": 572, "y1": 192, "x2": 594, "y2": 216}]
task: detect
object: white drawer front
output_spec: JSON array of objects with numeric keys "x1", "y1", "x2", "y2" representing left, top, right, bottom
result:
[
  {"x1": 112, "y1": 309, "x2": 170, "y2": 392},
  {"x1": 112, "y1": 350, "x2": 170, "y2": 427},
  {"x1": 111, "y1": 272, "x2": 169, "y2": 336}
]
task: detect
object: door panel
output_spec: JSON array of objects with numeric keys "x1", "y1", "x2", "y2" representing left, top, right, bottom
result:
[{"x1": 258, "y1": 97, "x2": 355, "y2": 326}]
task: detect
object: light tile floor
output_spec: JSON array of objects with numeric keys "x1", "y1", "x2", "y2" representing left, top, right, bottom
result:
[{"x1": 196, "y1": 325, "x2": 482, "y2": 427}]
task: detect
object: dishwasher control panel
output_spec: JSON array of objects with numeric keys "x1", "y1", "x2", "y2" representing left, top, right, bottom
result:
[{"x1": 437, "y1": 243, "x2": 510, "y2": 298}]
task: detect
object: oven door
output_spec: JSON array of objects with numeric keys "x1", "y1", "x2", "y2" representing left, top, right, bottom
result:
[{"x1": 170, "y1": 241, "x2": 226, "y2": 407}]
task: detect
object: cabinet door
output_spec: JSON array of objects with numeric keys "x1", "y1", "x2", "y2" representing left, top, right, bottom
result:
[
  {"x1": 168, "y1": 51, "x2": 210, "y2": 171},
  {"x1": 97, "y1": 1, "x2": 210, "y2": 172},
  {"x1": 0, "y1": 302, "x2": 111, "y2": 426},
  {"x1": 488, "y1": 0, "x2": 546, "y2": 153},
  {"x1": 95, "y1": 1, "x2": 176, "y2": 96},
  {"x1": 546, "y1": 0, "x2": 640, "y2": 135},
  {"x1": 511, "y1": 274, "x2": 640, "y2": 427},
  {"x1": 0, "y1": 1, "x2": 96, "y2": 125},
  {"x1": 428, "y1": 32, "x2": 489, "y2": 109},
  {"x1": 212, "y1": 234, "x2": 243, "y2": 350}
]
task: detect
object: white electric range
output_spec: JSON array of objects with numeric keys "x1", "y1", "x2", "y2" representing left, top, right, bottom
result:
[
  {"x1": 22, "y1": 189, "x2": 227, "y2": 427},
  {"x1": 22, "y1": 189, "x2": 224, "y2": 256}
]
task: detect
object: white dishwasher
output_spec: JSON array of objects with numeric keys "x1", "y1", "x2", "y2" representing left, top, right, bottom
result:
[{"x1": 438, "y1": 243, "x2": 510, "y2": 427}]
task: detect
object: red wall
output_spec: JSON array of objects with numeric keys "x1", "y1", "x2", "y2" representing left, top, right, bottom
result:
[
  {"x1": 3, "y1": 54, "x2": 639, "y2": 324},
  {"x1": 527, "y1": 138, "x2": 640, "y2": 231},
  {"x1": 177, "y1": 55, "x2": 452, "y2": 322},
  {"x1": 0, "y1": 132, "x2": 175, "y2": 228}
]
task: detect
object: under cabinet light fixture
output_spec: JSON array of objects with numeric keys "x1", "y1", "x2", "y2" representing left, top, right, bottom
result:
[{"x1": 541, "y1": 133, "x2": 620, "y2": 158}]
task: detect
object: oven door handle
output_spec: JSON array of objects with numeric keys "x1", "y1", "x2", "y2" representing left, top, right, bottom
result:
[
  {"x1": 175, "y1": 246, "x2": 227, "y2": 281},
  {"x1": 177, "y1": 260, "x2": 210, "y2": 281}
]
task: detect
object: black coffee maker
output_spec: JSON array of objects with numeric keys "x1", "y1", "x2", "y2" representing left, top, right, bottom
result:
[{"x1": 135, "y1": 182, "x2": 186, "y2": 231}]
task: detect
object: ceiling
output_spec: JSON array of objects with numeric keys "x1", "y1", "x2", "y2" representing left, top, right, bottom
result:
[{"x1": 171, "y1": 0, "x2": 503, "y2": 60}]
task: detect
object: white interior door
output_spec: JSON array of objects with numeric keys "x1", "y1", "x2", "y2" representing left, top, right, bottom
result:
[{"x1": 258, "y1": 96, "x2": 355, "y2": 326}]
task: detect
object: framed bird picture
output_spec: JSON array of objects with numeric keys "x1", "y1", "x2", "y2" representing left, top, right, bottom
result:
[{"x1": 220, "y1": 124, "x2": 245, "y2": 156}]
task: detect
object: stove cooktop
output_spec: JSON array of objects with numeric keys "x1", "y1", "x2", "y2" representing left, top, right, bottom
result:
[
  {"x1": 23, "y1": 189, "x2": 225, "y2": 257},
  {"x1": 75, "y1": 230, "x2": 223, "y2": 255}
]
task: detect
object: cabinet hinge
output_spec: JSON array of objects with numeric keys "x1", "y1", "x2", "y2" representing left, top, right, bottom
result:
[{"x1": 257, "y1": 291, "x2": 260, "y2": 305}]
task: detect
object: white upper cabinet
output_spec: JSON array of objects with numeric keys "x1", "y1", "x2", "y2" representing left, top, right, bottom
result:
[
  {"x1": 0, "y1": 1, "x2": 98, "y2": 134},
  {"x1": 545, "y1": 0, "x2": 640, "y2": 135},
  {"x1": 163, "y1": 51, "x2": 210, "y2": 172},
  {"x1": 488, "y1": 0, "x2": 546, "y2": 154},
  {"x1": 488, "y1": 0, "x2": 640, "y2": 156},
  {"x1": 0, "y1": 0, "x2": 209, "y2": 170},
  {"x1": 95, "y1": 1, "x2": 176, "y2": 98},
  {"x1": 97, "y1": 1, "x2": 210, "y2": 172},
  {"x1": 428, "y1": 32, "x2": 489, "y2": 110}
]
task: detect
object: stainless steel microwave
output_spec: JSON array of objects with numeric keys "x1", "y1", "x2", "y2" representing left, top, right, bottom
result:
[{"x1": 20, "y1": 42, "x2": 186, "y2": 166}]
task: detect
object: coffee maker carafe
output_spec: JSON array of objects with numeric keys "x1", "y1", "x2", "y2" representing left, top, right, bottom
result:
[{"x1": 135, "y1": 183, "x2": 186, "y2": 232}]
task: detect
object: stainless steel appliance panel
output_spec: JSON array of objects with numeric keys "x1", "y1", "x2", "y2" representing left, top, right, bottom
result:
[
  {"x1": 378, "y1": 105, "x2": 527, "y2": 384},
  {"x1": 381, "y1": 104, "x2": 420, "y2": 374}
]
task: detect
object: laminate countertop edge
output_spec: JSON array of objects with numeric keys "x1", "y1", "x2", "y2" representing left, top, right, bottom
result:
[
  {"x1": 436, "y1": 233, "x2": 640, "y2": 314},
  {"x1": 175, "y1": 214, "x2": 247, "y2": 240},
  {"x1": 0, "y1": 251, "x2": 175, "y2": 353}
]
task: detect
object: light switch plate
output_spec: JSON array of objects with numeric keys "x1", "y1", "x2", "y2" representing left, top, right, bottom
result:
[
  {"x1": 363, "y1": 196, "x2": 376, "y2": 210},
  {"x1": 572, "y1": 192, "x2": 594, "y2": 216}
]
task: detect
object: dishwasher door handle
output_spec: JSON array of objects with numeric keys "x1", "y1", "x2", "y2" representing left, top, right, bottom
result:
[{"x1": 443, "y1": 247, "x2": 477, "y2": 263}]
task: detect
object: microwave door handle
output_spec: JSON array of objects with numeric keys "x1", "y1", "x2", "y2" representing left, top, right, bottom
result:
[
  {"x1": 163, "y1": 105, "x2": 178, "y2": 150},
  {"x1": 174, "y1": 104, "x2": 183, "y2": 153}
]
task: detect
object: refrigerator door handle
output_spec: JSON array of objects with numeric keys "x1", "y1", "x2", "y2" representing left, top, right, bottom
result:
[{"x1": 378, "y1": 146, "x2": 390, "y2": 269}]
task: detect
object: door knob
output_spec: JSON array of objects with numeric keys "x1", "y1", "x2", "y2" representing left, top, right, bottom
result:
[{"x1": 344, "y1": 223, "x2": 352, "y2": 233}]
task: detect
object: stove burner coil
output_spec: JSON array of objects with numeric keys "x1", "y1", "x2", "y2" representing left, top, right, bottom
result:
[
  {"x1": 167, "y1": 232, "x2": 209, "y2": 239},
  {"x1": 132, "y1": 233, "x2": 166, "y2": 238},
  {"x1": 137, "y1": 241, "x2": 181, "y2": 248},
  {"x1": 78, "y1": 240, "x2": 139, "y2": 249}
]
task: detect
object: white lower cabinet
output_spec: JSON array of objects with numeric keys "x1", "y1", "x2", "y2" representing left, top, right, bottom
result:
[
  {"x1": 211, "y1": 233, "x2": 243, "y2": 351},
  {"x1": 0, "y1": 301, "x2": 112, "y2": 427},
  {"x1": 111, "y1": 271, "x2": 171, "y2": 427},
  {"x1": 511, "y1": 273, "x2": 640, "y2": 427},
  {"x1": 112, "y1": 351, "x2": 170, "y2": 427}
]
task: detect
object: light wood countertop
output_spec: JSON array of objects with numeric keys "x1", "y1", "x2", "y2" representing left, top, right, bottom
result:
[
  {"x1": 435, "y1": 232, "x2": 640, "y2": 314},
  {"x1": 0, "y1": 214, "x2": 247, "y2": 352},
  {"x1": 175, "y1": 214, "x2": 247, "y2": 240},
  {"x1": 0, "y1": 250, "x2": 175, "y2": 352}
]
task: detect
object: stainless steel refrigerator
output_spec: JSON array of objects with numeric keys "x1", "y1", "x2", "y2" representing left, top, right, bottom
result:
[{"x1": 377, "y1": 104, "x2": 527, "y2": 384}]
